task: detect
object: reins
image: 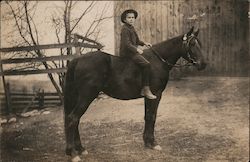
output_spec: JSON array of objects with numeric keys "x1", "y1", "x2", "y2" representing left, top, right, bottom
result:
[{"x1": 150, "y1": 46, "x2": 193, "y2": 68}]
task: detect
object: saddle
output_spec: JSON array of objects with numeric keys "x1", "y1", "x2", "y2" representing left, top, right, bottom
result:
[{"x1": 109, "y1": 55, "x2": 141, "y2": 76}]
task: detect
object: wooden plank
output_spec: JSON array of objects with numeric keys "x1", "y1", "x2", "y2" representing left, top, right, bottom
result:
[
  {"x1": 44, "y1": 100, "x2": 61, "y2": 103},
  {"x1": 10, "y1": 96, "x2": 35, "y2": 100},
  {"x1": 149, "y1": 1, "x2": 156, "y2": 44},
  {"x1": 204, "y1": 1, "x2": 210, "y2": 75},
  {"x1": 231, "y1": 1, "x2": 236, "y2": 76},
  {"x1": 114, "y1": 1, "x2": 122, "y2": 56},
  {"x1": 173, "y1": 1, "x2": 179, "y2": 36},
  {"x1": 168, "y1": 1, "x2": 174, "y2": 39},
  {"x1": 1, "y1": 54, "x2": 81, "y2": 64},
  {"x1": 2, "y1": 98, "x2": 61, "y2": 103},
  {"x1": 43, "y1": 98, "x2": 60, "y2": 101},
  {"x1": 43, "y1": 104, "x2": 60, "y2": 107},
  {"x1": 43, "y1": 93, "x2": 60, "y2": 96},
  {"x1": 73, "y1": 34, "x2": 103, "y2": 47},
  {"x1": 156, "y1": 1, "x2": 162, "y2": 42},
  {"x1": 221, "y1": 1, "x2": 227, "y2": 76},
  {"x1": 0, "y1": 50, "x2": 11, "y2": 114},
  {"x1": 161, "y1": 1, "x2": 168, "y2": 41},
  {"x1": 5, "y1": 83, "x2": 12, "y2": 114},
  {"x1": 11, "y1": 101, "x2": 39, "y2": 105},
  {"x1": 144, "y1": 2, "x2": 151, "y2": 43},
  {"x1": 4, "y1": 100, "x2": 61, "y2": 105},
  {"x1": 1, "y1": 101, "x2": 61, "y2": 111},
  {"x1": 44, "y1": 102, "x2": 61, "y2": 105},
  {"x1": 1, "y1": 92, "x2": 59, "y2": 96},
  {"x1": 0, "y1": 68, "x2": 67, "y2": 76},
  {"x1": 44, "y1": 96, "x2": 60, "y2": 99},
  {"x1": 9, "y1": 92, "x2": 36, "y2": 96},
  {"x1": 0, "y1": 42, "x2": 103, "y2": 53},
  {"x1": 133, "y1": 1, "x2": 142, "y2": 41}
]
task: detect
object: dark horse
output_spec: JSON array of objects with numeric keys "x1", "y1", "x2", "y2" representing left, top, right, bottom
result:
[{"x1": 64, "y1": 27, "x2": 206, "y2": 161}]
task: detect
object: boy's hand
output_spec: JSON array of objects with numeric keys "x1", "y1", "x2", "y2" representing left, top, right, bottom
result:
[
  {"x1": 145, "y1": 42, "x2": 152, "y2": 48},
  {"x1": 137, "y1": 48, "x2": 143, "y2": 54}
]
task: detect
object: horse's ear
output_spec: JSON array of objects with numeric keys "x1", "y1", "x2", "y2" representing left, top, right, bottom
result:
[
  {"x1": 187, "y1": 26, "x2": 194, "y2": 36},
  {"x1": 194, "y1": 29, "x2": 199, "y2": 37}
]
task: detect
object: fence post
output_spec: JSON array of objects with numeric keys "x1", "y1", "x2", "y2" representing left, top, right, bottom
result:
[
  {"x1": 5, "y1": 82, "x2": 12, "y2": 114},
  {"x1": 0, "y1": 50, "x2": 12, "y2": 115},
  {"x1": 38, "y1": 89, "x2": 44, "y2": 109},
  {"x1": 74, "y1": 34, "x2": 81, "y2": 55}
]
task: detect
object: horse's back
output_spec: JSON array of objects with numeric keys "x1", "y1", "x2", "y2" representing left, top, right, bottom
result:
[
  {"x1": 66, "y1": 51, "x2": 143, "y2": 99},
  {"x1": 69, "y1": 51, "x2": 110, "y2": 84},
  {"x1": 72, "y1": 51, "x2": 111, "y2": 72}
]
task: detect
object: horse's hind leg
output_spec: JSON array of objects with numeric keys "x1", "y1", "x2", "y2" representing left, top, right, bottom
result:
[{"x1": 65, "y1": 89, "x2": 99, "y2": 157}]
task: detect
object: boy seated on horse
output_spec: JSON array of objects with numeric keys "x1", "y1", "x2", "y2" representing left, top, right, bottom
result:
[{"x1": 119, "y1": 9, "x2": 156, "y2": 100}]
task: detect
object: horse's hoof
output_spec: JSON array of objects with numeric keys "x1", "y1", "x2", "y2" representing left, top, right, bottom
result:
[
  {"x1": 81, "y1": 150, "x2": 88, "y2": 155},
  {"x1": 71, "y1": 155, "x2": 81, "y2": 162},
  {"x1": 153, "y1": 145, "x2": 162, "y2": 151}
]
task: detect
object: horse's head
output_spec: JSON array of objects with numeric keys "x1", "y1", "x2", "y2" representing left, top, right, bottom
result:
[{"x1": 182, "y1": 27, "x2": 207, "y2": 70}]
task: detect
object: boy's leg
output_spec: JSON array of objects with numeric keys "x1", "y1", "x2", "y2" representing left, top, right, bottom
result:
[{"x1": 132, "y1": 55, "x2": 156, "y2": 99}]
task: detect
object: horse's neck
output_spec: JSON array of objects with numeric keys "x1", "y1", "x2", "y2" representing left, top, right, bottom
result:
[{"x1": 154, "y1": 36, "x2": 183, "y2": 66}]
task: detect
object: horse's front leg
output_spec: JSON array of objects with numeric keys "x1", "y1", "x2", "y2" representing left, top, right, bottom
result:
[{"x1": 143, "y1": 93, "x2": 162, "y2": 150}]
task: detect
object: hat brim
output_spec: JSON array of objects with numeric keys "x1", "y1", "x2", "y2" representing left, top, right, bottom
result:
[{"x1": 121, "y1": 9, "x2": 138, "y2": 23}]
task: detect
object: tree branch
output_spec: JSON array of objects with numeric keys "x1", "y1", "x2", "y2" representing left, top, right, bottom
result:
[
  {"x1": 70, "y1": 1, "x2": 96, "y2": 33},
  {"x1": 5, "y1": 1, "x2": 31, "y2": 46},
  {"x1": 85, "y1": 2, "x2": 112, "y2": 38},
  {"x1": 24, "y1": 1, "x2": 37, "y2": 46}
]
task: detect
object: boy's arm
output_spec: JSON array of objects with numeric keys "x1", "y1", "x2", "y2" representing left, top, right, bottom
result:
[
  {"x1": 138, "y1": 38, "x2": 152, "y2": 47},
  {"x1": 135, "y1": 32, "x2": 145, "y2": 46},
  {"x1": 135, "y1": 32, "x2": 151, "y2": 47},
  {"x1": 138, "y1": 40, "x2": 145, "y2": 46},
  {"x1": 121, "y1": 28, "x2": 138, "y2": 54}
]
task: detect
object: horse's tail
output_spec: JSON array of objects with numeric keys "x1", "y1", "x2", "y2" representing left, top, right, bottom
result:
[{"x1": 64, "y1": 59, "x2": 78, "y2": 114}]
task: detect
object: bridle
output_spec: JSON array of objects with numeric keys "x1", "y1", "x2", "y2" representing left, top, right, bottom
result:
[
  {"x1": 182, "y1": 33, "x2": 200, "y2": 64},
  {"x1": 150, "y1": 34, "x2": 199, "y2": 68}
]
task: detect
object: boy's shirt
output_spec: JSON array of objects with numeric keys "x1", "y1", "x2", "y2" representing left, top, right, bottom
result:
[{"x1": 119, "y1": 23, "x2": 145, "y2": 58}]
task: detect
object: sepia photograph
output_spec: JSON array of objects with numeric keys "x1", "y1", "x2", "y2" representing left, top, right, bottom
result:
[{"x1": 0, "y1": 1, "x2": 249, "y2": 162}]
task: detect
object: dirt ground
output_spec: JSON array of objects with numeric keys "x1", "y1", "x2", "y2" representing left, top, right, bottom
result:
[{"x1": 0, "y1": 77, "x2": 249, "y2": 162}]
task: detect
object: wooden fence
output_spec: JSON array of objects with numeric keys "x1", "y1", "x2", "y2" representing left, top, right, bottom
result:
[
  {"x1": 0, "y1": 34, "x2": 103, "y2": 115},
  {"x1": 0, "y1": 83, "x2": 61, "y2": 115},
  {"x1": 114, "y1": 0, "x2": 249, "y2": 77},
  {"x1": 0, "y1": 35, "x2": 103, "y2": 76}
]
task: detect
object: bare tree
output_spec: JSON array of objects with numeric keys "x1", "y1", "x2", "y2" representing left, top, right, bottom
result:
[
  {"x1": 3, "y1": 1, "x2": 64, "y2": 102},
  {"x1": 2, "y1": 0, "x2": 113, "y2": 98},
  {"x1": 50, "y1": 1, "x2": 112, "y2": 89}
]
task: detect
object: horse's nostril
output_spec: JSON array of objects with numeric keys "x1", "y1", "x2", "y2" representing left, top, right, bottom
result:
[
  {"x1": 196, "y1": 61, "x2": 206, "y2": 70},
  {"x1": 202, "y1": 62, "x2": 207, "y2": 68},
  {"x1": 200, "y1": 62, "x2": 207, "y2": 70}
]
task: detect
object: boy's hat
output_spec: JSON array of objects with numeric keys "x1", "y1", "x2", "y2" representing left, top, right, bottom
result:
[{"x1": 121, "y1": 9, "x2": 138, "y2": 23}]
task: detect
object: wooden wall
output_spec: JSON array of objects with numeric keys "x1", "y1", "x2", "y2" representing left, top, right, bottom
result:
[{"x1": 114, "y1": 0, "x2": 249, "y2": 77}]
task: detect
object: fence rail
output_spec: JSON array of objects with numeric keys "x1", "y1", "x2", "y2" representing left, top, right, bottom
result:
[
  {"x1": 0, "y1": 68, "x2": 67, "y2": 76},
  {"x1": 1, "y1": 54, "x2": 81, "y2": 64},
  {"x1": 0, "y1": 42, "x2": 103, "y2": 52}
]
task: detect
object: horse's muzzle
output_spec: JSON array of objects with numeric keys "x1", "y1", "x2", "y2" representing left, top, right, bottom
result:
[{"x1": 195, "y1": 61, "x2": 207, "y2": 71}]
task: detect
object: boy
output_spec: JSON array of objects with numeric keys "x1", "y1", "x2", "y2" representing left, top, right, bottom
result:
[{"x1": 119, "y1": 9, "x2": 156, "y2": 99}]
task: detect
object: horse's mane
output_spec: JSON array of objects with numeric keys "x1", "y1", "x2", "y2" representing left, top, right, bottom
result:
[
  {"x1": 153, "y1": 35, "x2": 183, "y2": 48},
  {"x1": 149, "y1": 35, "x2": 184, "y2": 56}
]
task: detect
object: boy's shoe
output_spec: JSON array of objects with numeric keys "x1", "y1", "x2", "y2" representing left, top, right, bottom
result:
[{"x1": 141, "y1": 86, "x2": 157, "y2": 100}]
